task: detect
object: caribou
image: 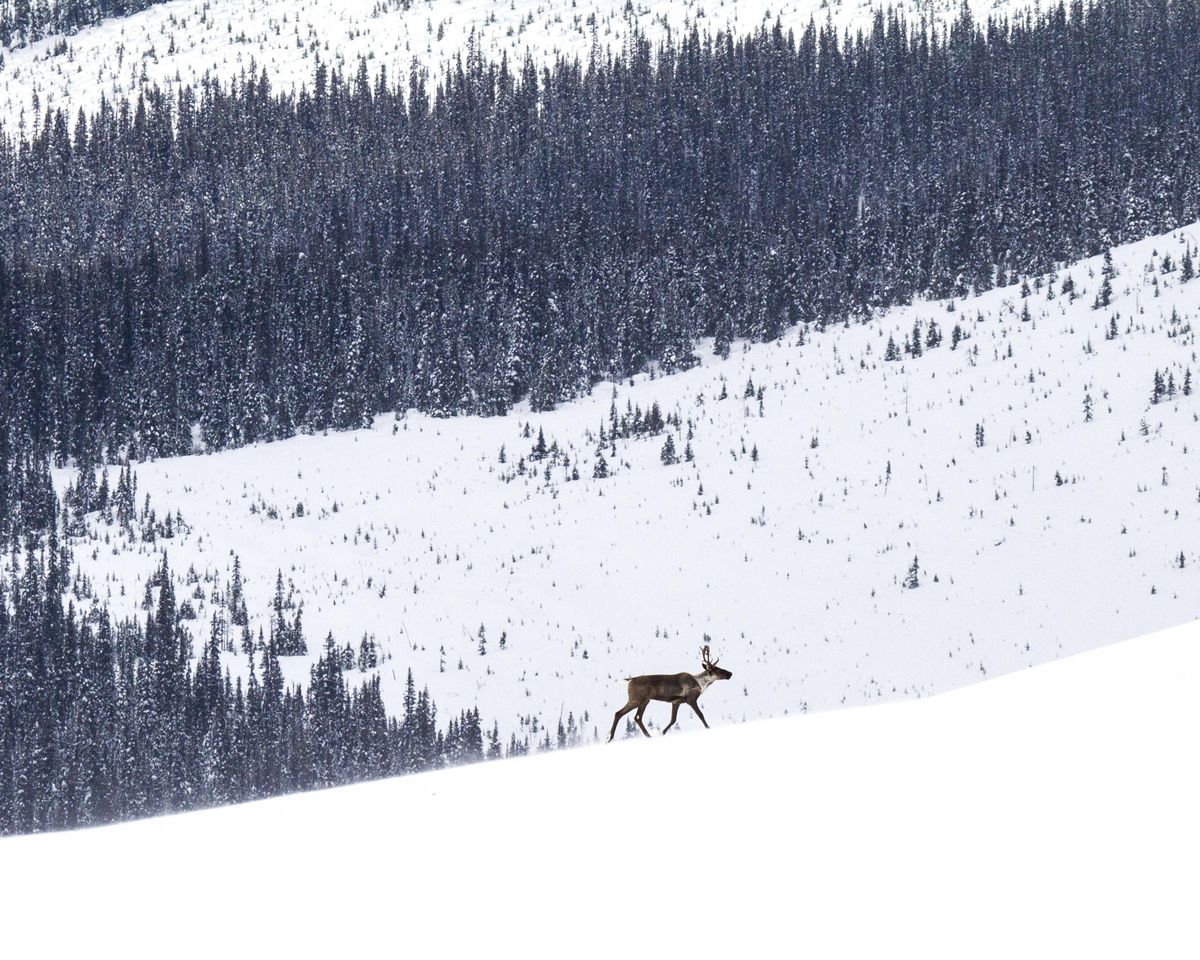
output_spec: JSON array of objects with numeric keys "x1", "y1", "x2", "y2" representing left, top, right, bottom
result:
[{"x1": 608, "y1": 645, "x2": 733, "y2": 741}]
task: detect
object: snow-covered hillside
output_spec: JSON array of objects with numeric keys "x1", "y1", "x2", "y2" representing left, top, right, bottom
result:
[
  {"x1": 0, "y1": 0, "x2": 1032, "y2": 129},
  {"x1": 4, "y1": 620, "x2": 1197, "y2": 957},
  {"x1": 55, "y1": 223, "x2": 1200, "y2": 744}
]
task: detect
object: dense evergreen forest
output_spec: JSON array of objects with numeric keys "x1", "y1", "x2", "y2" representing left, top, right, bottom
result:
[
  {"x1": 1, "y1": 0, "x2": 1198, "y2": 486},
  {"x1": 3, "y1": 0, "x2": 1200, "y2": 832}
]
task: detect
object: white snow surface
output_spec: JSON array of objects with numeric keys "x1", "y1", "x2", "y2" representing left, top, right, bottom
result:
[
  {"x1": 55, "y1": 223, "x2": 1200, "y2": 745},
  {"x1": 3, "y1": 619, "x2": 1198, "y2": 957},
  {"x1": 0, "y1": 0, "x2": 1034, "y2": 131}
]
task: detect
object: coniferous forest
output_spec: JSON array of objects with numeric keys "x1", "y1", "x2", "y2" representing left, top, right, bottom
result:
[
  {"x1": 3, "y1": 0, "x2": 1200, "y2": 831},
  {"x1": 0, "y1": 505, "x2": 514, "y2": 834},
  {"x1": 2, "y1": 0, "x2": 1199, "y2": 472}
]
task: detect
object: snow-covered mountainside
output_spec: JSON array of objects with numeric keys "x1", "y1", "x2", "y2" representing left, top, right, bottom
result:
[
  {"x1": 4, "y1": 620, "x2": 1197, "y2": 956},
  {"x1": 0, "y1": 0, "x2": 1033, "y2": 129},
  {"x1": 55, "y1": 223, "x2": 1200, "y2": 743}
]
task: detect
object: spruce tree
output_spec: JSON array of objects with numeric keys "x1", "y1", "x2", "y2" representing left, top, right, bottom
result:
[{"x1": 660, "y1": 434, "x2": 678, "y2": 465}]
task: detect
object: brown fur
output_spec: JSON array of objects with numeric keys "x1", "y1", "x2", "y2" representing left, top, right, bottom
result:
[{"x1": 608, "y1": 646, "x2": 732, "y2": 741}]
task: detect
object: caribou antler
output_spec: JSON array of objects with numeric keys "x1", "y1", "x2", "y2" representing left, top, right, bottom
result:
[{"x1": 701, "y1": 644, "x2": 714, "y2": 669}]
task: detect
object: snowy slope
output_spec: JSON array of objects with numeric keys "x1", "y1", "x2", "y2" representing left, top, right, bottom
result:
[
  {"x1": 0, "y1": 0, "x2": 1034, "y2": 130},
  {"x1": 56, "y1": 223, "x2": 1200, "y2": 744},
  {"x1": 3, "y1": 620, "x2": 1198, "y2": 957}
]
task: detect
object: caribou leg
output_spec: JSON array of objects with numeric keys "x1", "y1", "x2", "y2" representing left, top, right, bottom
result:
[
  {"x1": 662, "y1": 700, "x2": 683, "y2": 735},
  {"x1": 634, "y1": 702, "x2": 652, "y2": 738},
  {"x1": 608, "y1": 701, "x2": 636, "y2": 742},
  {"x1": 687, "y1": 698, "x2": 710, "y2": 729}
]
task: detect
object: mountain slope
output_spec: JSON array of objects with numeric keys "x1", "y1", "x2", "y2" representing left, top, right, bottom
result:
[
  {"x1": 3, "y1": 619, "x2": 1197, "y2": 957},
  {"x1": 0, "y1": 0, "x2": 1037, "y2": 128},
  {"x1": 55, "y1": 222, "x2": 1200, "y2": 743}
]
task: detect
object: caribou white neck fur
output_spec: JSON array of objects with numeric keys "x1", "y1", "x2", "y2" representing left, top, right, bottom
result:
[{"x1": 693, "y1": 670, "x2": 718, "y2": 692}]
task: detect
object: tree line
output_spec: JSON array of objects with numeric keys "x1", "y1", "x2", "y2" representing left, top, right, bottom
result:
[{"x1": 0, "y1": 516, "x2": 524, "y2": 834}]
